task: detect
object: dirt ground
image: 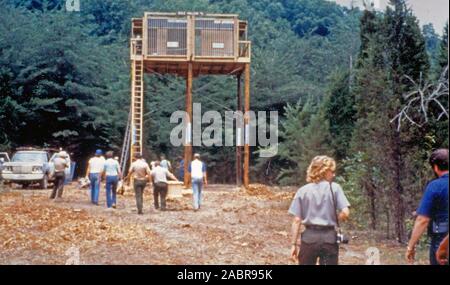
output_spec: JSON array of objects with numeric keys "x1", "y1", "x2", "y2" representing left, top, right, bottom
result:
[{"x1": 0, "y1": 182, "x2": 429, "y2": 265}]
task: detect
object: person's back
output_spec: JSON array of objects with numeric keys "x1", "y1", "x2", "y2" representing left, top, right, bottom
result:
[
  {"x1": 53, "y1": 157, "x2": 68, "y2": 173},
  {"x1": 130, "y1": 159, "x2": 151, "y2": 180},
  {"x1": 294, "y1": 181, "x2": 347, "y2": 228},
  {"x1": 288, "y1": 156, "x2": 350, "y2": 265},
  {"x1": 421, "y1": 174, "x2": 449, "y2": 227},
  {"x1": 160, "y1": 159, "x2": 171, "y2": 170},
  {"x1": 417, "y1": 171, "x2": 449, "y2": 255},
  {"x1": 89, "y1": 156, "x2": 105, "y2": 174},
  {"x1": 190, "y1": 159, "x2": 205, "y2": 179},
  {"x1": 152, "y1": 165, "x2": 169, "y2": 184},
  {"x1": 104, "y1": 158, "x2": 120, "y2": 177}
]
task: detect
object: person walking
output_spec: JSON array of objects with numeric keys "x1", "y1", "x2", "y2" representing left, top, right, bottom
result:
[
  {"x1": 103, "y1": 151, "x2": 122, "y2": 209},
  {"x1": 127, "y1": 153, "x2": 152, "y2": 215},
  {"x1": 406, "y1": 149, "x2": 449, "y2": 265},
  {"x1": 188, "y1": 153, "x2": 208, "y2": 211},
  {"x1": 50, "y1": 151, "x2": 69, "y2": 200},
  {"x1": 85, "y1": 149, "x2": 105, "y2": 205},
  {"x1": 289, "y1": 155, "x2": 350, "y2": 265},
  {"x1": 160, "y1": 155, "x2": 172, "y2": 171},
  {"x1": 151, "y1": 160, "x2": 179, "y2": 211}
]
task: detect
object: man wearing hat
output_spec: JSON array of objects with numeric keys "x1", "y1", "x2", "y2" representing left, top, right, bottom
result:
[
  {"x1": 188, "y1": 153, "x2": 208, "y2": 211},
  {"x1": 86, "y1": 149, "x2": 106, "y2": 205},
  {"x1": 50, "y1": 151, "x2": 69, "y2": 200}
]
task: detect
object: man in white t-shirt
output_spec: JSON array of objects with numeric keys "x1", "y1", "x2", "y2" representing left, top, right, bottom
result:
[
  {"x1": 85, "y1": 149, "x2": 106, "y2": 205},
  {"x1": 188, "y1": 153, "x2": 208, "y2": 211}
]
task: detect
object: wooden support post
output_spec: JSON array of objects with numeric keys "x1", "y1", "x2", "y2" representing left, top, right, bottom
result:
[
  {"x1": 184, "y1": 63, "x2": 193, "y2": 188},
  {"x1": 236, "y1": 74, "x2": 243, "y2": 187},
  {"x1": 243, "y1": 63, "x2": 250, "y2": 189}
]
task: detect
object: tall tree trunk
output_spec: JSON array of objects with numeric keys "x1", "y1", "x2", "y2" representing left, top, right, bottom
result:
[
  {"x1": 365, "y1": 181, "x2": 377, "y2": 230},
  {"x1": 392, "y1": 129, "x2": 406, "y2": 243}
]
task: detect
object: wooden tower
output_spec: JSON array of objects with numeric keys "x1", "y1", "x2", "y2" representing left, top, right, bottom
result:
[{"x1": 130, "y1": 12, "x2": 251, "y2": 188}]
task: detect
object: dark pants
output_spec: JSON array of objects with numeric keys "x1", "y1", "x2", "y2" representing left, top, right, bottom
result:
[
  {"x1": 153, "y1": 182, "x2": 168, "y2": 210},
  {"x1": 50, "y1": 172, "x2": 65, "y2": 199},
  {"x1": 133, "y1": 179, "x2": 147, "y2": 214},
  {"x1": 430, "y1": 234, "x2": 448, "y2": 265},
  {"x1": 298, "y1": 242, "x2": 339, "y2": 265}
]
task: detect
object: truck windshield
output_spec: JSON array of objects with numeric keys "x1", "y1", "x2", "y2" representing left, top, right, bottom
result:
[{"x1": 12, "y1": 152, "x2": 47, "y2": 163}]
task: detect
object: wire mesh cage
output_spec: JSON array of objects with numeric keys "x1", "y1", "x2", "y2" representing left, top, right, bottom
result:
[
  {"x1": 148, "y1": 17, "x2": 188, "y2": 56},
  {"x1": 195, "y1": 18, "x2": 235, "y2": 57}
]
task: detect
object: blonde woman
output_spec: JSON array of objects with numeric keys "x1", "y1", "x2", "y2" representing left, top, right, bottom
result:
[{"x1": 288, "y1": 156, "x2": 350, "y2": 265}]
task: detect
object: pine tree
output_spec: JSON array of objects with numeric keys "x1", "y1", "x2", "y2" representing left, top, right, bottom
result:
[
  {"x1": 324, "y1": 71, "x2": 356, "y2": 161},
  {"x1": 277, "y1": 98, "x2": 333, "y2": 185}
]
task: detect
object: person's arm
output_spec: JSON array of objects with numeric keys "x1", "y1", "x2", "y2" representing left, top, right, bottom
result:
[
  {"x1": 167, "y1": 170, "x2": 179, "y2": 181},
  {"x1": 146, "y1": 166, "x2": 152, "y2": 183},
  {"x1": 290, "y1": 217, "x2": 302, "y2": 262},
  {"x1": 203, "y1": 172, "x2": 208, "y2": 186},
  {"x1": 288, "y1": 194, "x2": 302, "y2": 263},
  {"x1": 101, "y1": 163, "x2": 106, "y2": 180},
  {"x1": 406, "y1": 215, "x2": 431, "y2": 263},
  {"x1": 85, "y1": 162, "x2": 90, "y2": 179},
  {"x1": 116, "y1": 161, "x2": 122, "y2": 180},
  {"x1": 335, "y1": 184, "x2": 351, "y2": 222},
  {"x1": 436, "y1": 235, "x2": 449, "y2": 265},
  {"x1": 124, "y1": 165, "x2": 134, "y2": 184},
  {"x1": 150, "y1": 171, "x2": 154, "y2": 184},
  {"x1": 339, "y1": 208, "x2": 350, "y2": 221},
  {"x1": 202, "y1": 163, "x2": 208, "y2": 185},
  {"x1": 406, "y1": 185, "x2": 434, "y2": 263}
]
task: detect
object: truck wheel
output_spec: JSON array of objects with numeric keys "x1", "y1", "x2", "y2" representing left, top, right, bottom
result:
[{"x1": 40, "y1": 175, "x2": 48, "y2": 189}]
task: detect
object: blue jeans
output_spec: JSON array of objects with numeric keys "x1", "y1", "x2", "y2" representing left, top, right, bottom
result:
[
  {"x1": 192, "y1": 178, "x2": 203, "y2": 210},
  {"x1": 105, "y1": 176, "x2": 118, "y2": 208},
  {"x1": 89, "y1": 173, "x2": 101, "y2": 204}
]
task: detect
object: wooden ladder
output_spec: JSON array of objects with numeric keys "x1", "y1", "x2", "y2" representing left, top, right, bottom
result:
[{"x1": 130, "y1": 59, "x2": 144, "y2": 163}]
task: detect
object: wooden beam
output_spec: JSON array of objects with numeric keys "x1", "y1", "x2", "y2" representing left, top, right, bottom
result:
[
  {"x1": 236, "y1": 74, "x2": 243, "y2": 187},
  {"x1": 243, "y1": 63, "x2": 250, "y2": 189},
  {"x1": 184, "y1": 62, "x2": 193, "y2": 188}
]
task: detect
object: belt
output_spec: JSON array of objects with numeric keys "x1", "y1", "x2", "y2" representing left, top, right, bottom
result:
[{"x1": 305, "y1": 225, "x2": 335, "y2": 231}]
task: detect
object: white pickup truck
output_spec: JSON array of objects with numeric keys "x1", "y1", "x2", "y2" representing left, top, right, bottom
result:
[{"x1": 1, "y1": 149, "x2": 71, "y2": 189}]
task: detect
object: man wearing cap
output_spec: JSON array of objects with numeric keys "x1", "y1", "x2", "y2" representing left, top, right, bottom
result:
[
  {"x1": 188, "y1": 153, "x2": 208, "y2": 211},
  {"x1": 406, "y1": 149, "x2": 449, "y2": 265},
  {"x1": 127, "y1": 153, "x2": 152, "y2": 215},
  {"x1": 86, "y1": 149, "x2": 106, "y2": 205},
  {"x1": 50, "y1": 151, "x2": 69, "y2": 200}
]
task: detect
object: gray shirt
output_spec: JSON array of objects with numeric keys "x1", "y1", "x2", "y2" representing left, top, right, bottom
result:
[
  {"x1": 151, "y1": 166, "x2": 170, "y2": 184},
  {"x1": 288, "y1": 181, "x2": 350, "y2": 227}
]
